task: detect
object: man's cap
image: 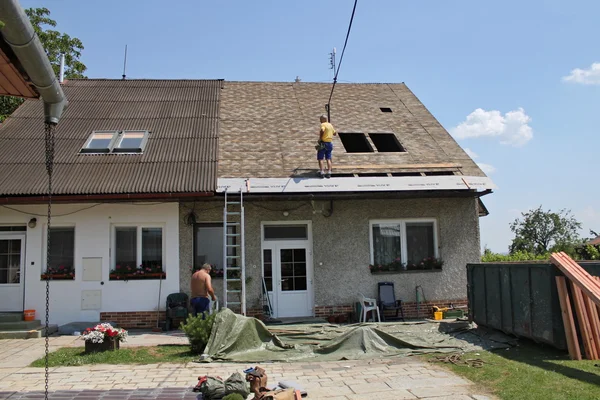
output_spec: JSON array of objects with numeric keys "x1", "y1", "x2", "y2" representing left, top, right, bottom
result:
[{"x1": 320, "y1": 114, "x2": 328, "y2": 121}]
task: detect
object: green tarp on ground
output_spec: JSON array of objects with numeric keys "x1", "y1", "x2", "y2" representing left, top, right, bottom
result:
[{"x1": 200, "y1": 309, "x2": 516, "y2": 363}]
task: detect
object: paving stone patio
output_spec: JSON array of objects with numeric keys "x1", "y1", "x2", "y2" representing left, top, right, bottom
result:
[{"x1": 0, "y1": 335, "x2": 496, "y2": 399}]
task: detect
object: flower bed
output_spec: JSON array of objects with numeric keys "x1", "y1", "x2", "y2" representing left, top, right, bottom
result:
[
  {"x1": 41, "y1": 265, "x2": 74, "y2": 280},
  {"x1": 368, "y1": 257, "x2": 444, "y2": 274},
  {"x1": 80, "y1": 323, "x2": 128, "y2": 354},
  {"x1": 109, "y1": 264, "x2": 165, "y2": 280}
]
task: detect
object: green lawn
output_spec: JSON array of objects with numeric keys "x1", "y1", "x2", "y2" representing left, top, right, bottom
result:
[
  {"x1": 30, "y1": 345, "x2": 196, "y2": 367},
  {"x1": 426, "y1": 342, "x2": 600, "y2": 400}
]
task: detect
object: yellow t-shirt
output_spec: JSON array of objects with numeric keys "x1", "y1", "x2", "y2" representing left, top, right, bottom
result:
[{"x1": 320, "y1": 122, "x2": 336, "y2": 142}]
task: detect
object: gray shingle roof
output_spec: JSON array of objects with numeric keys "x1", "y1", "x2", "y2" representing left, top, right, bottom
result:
[
  {"x1": 218, "y1": 81, "x2": 484, "y2": 178},
  {"x1": 0, "y1": 79, "x2": 221, "y2": 197}
]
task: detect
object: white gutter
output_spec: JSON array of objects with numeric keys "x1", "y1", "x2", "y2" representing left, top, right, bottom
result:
[{"x1": 0, "y1": 0, "x2": 68, "y2": 125}]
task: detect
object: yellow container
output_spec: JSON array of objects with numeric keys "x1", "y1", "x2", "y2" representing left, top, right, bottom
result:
[{"x1": 433, "y1": 311, "x2": 443, "y2": 320}]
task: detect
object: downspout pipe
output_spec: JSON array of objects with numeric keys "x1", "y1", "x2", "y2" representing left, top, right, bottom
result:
[{"x1": 0, "y1": 0, "x2": 68, "y2": 125}]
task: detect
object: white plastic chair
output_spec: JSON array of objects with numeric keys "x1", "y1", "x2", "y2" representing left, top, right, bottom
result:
[{"x1": 358, "y1": 293, "x2": 381, "y2": 323}]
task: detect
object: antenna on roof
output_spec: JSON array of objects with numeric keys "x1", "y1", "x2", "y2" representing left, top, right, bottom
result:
[
  {"x1": 329, "y1": 47, "x2": 336, "y2": 80},
  {"x1": 122, "y1": 44, "x2": 128, "y2": 80},
  {"x1": 295, "y1": 76, "x2": 301, "y2": 83}
]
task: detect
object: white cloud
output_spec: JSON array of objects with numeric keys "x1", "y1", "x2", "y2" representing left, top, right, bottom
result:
[
  {"x1": 463, "y1": 147, "x2": 496, "y2": 174},
  {"x1": 477, "y1": 163, "x2": 496, "y2": 174},
  {"x1": 451, "y1": 108, "x2": 533, "y2": 147},
  {"x1": 562, "y1": 62, "x2": 600, "y2": 85},
  {"x1": 464, "y1": 148, "x2": 478, "y2": 159}
]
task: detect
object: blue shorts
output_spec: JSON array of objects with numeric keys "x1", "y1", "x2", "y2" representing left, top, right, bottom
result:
[
  {"x1": 317, "y1": 142, "x2": 333, "y2": 160},
  {"x1": 190, "y1": 297, "x2": 210, "y2": 319}
]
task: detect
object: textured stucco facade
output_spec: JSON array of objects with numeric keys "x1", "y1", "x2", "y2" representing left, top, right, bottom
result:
[{"x1": 179, "y1": 196, "x2": 480, "y2": 314}]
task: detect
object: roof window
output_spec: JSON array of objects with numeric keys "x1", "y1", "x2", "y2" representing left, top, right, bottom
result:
[
  {"x1": 81, "y1": 131, "x2": 118, "y2": 153},
  {"x1": 81, "y1": 130, "x2": 149, "y2": 154},
  {"x1": 368, "y1": 133, "x2": 405, "y2": 152},
  {"x1": 338, "y1": 133, "x2": 374, "y2": 153},
  {"x1": 113, "y1": 131, "x2": 148, "y2": 153},
  {"x1": 380, "y1": 107, "x2": 392, "y2": 113}
]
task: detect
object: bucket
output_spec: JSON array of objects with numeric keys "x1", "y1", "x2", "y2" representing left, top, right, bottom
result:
[
  {"x1": 24, "y1": 309, "x2": 35, "y2": 321},
  {"x1": 433, "y1": 311, "x2": 443, "y2": 321}
]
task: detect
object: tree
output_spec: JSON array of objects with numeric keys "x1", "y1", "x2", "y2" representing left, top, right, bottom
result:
[
  {"x1": 509, "y1": 206, "x2": 582, "y2": 255},
  {"x1": 0, "y1": 7, "x2": 86, "y2": 121},
  {"x1": 25, "y1": 7, "x2": 86, "y2": 79}
]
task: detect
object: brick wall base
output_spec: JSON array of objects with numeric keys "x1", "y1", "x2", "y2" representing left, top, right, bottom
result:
[
  {"x1": 102, "y1": 298, "x2": 469, "y2": 328},
  {"x1": 100, "y1": 311, "x2": 187, "y2": 329},
  {"x1": 315, "y1": 298, "x2": 469, "y2": 322}
]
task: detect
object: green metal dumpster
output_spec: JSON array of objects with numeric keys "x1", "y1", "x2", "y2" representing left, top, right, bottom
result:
[{"x1": 466, "y1": 261, "x2": 600, "y2": 350}]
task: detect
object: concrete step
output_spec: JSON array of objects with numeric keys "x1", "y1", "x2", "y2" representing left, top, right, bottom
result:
[
  {"x1": 0, "y1": 320, "x2": 41, "y2": 331},
  {"x1": 0, "y1": 324, "x2": 58, "y2": 339},
  {"x1": 0, "y1": 313, "x2": 23, "y2": 323}
]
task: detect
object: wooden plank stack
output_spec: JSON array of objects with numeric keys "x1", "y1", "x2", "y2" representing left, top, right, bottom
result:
[{"x1": 551, "y1": 252, "x2": 600, "y2": 360}]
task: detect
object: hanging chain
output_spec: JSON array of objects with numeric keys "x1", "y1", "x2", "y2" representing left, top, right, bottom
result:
[{"x1": 44, "y1": 123, "x2": 55, "y2": 400}]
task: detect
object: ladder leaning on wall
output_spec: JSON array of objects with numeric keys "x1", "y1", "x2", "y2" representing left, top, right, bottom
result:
[{"x1": 222, "y1": 187, "x2": 246, "y2": 315}]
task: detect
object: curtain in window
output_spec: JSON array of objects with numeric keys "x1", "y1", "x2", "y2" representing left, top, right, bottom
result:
[
  {"x1": 406, "y1": 222, "x2": 435, "y2": 265},
  {"x1": 372, "y1": 224, "x2": 402, "y2": 265},
  {"x1": 49, "y1": 227, "x2": 75, "y2": 269},
  {"x1": 142, "y1": 228, "x2": 163, "y2": 267},
  {"x1": 115, "y1": 227, "x2": 136, "y2": 268}
]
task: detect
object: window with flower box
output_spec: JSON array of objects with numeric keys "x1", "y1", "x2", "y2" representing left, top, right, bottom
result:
[
  {"x1": 42, "y1": 227, "x2": 75, "y2": 280},
  {"x1": 110, "y1": 225, "x2": 165, "y2": 280},
  {"x1": 369, "y1": 219, "x2": 442, "y2": 273}
]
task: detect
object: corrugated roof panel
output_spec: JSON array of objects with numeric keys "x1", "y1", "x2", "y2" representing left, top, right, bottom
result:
[{"x1": 0, "y1": 79, "x2": 221, "y2": 196}]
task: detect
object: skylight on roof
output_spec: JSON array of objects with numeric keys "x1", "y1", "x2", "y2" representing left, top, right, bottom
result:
[
  {"x1": 113, "y1": 131, "x2": 148, "y2": 153},
  {"x1": 81, "y1": 131, "x2": 118, "y2": 153},
  {"x1": 380, "y1": 107, "x2": 392, "y2": 113},
  {"x1": 80, "y1": 130, "x2": 149, "y2": 154},
  {"x1": 368, "y1": 133, "x2": 405, "y2": 152}
]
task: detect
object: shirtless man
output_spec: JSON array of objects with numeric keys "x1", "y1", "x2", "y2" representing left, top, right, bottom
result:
[{"x1": 190, "y1": 263, "x2": 217, "y2": 319}]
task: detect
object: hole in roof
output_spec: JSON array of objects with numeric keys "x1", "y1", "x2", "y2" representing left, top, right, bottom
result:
[
  {"x1": 391, "y1": 172, "x2": 421, "y2": 177},
  {"x1": 338, "y1": 133, "x2": 374, "y2": 153},
  {"x1": 424, "y1": 171, "x2": 455, "y2": 176},
  {"x1": 358, "y1": 173, "x2": 388, "y2": 177},
  {"x1": 368, "y1": 133, "x2": 405, "y2": 152},
  {"x1": 380, "y1": 107, "x2": 392, "y2": 113}
]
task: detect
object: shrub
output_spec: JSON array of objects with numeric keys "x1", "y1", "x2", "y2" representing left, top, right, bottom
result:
[
  {"x1": 223, "y1": 394, "x2": 244, "y2": 400},
  {"x1": 481, "y1": 249, "x2": 549, "y2": 262},
  {"x1": 180, "y1": 312, "x2": 216, "y2": 354}
]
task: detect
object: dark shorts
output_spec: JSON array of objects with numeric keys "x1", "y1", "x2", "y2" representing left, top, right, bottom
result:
[
  {"x1": 317, "y1": 142, "x2": 333, "y2": 160},
  {"x1": 190, "y1": 297, "x2": 210, "y2": 319}
]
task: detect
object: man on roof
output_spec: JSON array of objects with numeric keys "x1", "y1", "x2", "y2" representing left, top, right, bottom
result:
[{"x1": 316, "y1": 114, "x2": 337, "y2": 178}]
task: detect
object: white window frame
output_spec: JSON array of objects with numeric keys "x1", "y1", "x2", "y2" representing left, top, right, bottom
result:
[
  {"x1": 111, "y1": 224, "x2": 165, "y2": 269},
  {"x1": 42, "y1": 224, "x2": 76, "y2": 272},
  {"x1": 369, "y1": 218, "x2": 439, "y2": 265},
  {"x1": 112, "y1": 130, "x2": 150, "y2": 153},
  {"x1": 81, "y1": 130, "x2": 119, "y2": 153}
]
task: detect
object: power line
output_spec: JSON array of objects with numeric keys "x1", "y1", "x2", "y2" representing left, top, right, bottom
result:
[{"x1": 326, "y1": 0, "x2": 359, "y2": 122}]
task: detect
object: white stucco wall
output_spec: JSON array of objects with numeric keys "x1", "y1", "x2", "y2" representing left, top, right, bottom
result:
[{"x1": 0, "y1": 202, "x2": 179, "y2": 326}]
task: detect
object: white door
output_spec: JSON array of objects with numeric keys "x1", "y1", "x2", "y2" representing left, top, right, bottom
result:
[
  {"x1": 263, "y1": 241, "x2": 313, "y2": 318},
  {"x1": 0, "y1": 234, "x2": 25, "y2": 312}
]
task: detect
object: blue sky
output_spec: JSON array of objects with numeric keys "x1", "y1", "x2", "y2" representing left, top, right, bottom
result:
[{"x1": 21, "y1": 0, "x2": 600, "y2": 252}]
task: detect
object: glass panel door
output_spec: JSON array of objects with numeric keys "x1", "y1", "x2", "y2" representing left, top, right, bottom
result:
[{"x1": 0, "y1": 235, "x2": 25, "y2": 312}]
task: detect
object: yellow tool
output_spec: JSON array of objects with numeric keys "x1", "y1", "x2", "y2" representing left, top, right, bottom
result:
[{"x1": 432, "y1": 306, "x2": 449, "y2": 313}]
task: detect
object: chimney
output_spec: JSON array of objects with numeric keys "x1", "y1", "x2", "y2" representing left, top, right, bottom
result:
[{"x1": 59, "y1": 53, "x2": 65, "y2": 83}]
